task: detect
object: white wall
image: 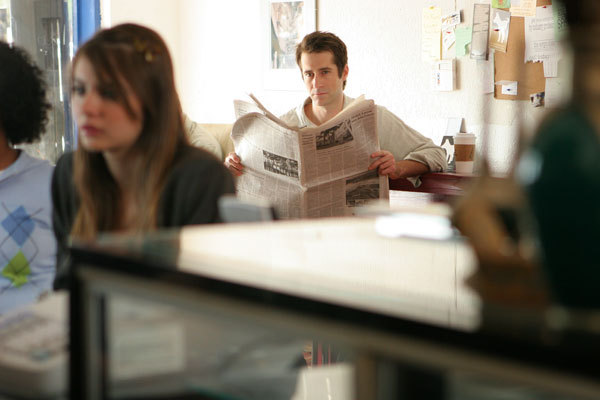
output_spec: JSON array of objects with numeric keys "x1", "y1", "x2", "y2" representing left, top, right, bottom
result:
[
  {"x1": 177, "y1": 0, "x2": 267, "y2": 122},
  {"x1": 103, "y1": 0, "x2": 182, "y2": 101},
  {"x1": 107, "y1": 0, "x2": 568, "y2": 175}
]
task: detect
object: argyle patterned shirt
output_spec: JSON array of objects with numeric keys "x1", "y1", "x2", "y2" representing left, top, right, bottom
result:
[{"x1": 0, "y1": 151, "x2": 55, "y2": 314}]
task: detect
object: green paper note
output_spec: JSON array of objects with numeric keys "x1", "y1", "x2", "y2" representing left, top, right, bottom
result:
[
  {"x1": 455, "y1": 26, "x2": 472, "y2": 57},
  {"x1": 492, "y1": 0, "x2": 511, "y2": 8}
]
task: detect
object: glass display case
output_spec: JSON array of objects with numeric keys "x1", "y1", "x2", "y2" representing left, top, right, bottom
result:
[
  {"x1": 68, "y1": 217, "x2": 600, "y2": 400},
  {"x1": 2, "y1": 0, "x2": 75, "y2": 162}
]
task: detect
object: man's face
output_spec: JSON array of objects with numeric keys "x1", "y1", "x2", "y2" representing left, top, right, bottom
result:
[{"x1": 300, "y1": 51, "x2": 348, "y2": 108}]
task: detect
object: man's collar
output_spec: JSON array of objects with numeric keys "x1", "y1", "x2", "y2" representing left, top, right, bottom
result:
[
  {"x1": 302, "y1": 94, "x2": 351, "y2": 108},
  {"x1": 299, "y1": 94, "x2": 353, "y2": 126}
]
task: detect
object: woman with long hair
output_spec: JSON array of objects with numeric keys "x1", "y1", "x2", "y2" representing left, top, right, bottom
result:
[{"x1": 52, "y1": 24, "x2": 234, "y2": 289}]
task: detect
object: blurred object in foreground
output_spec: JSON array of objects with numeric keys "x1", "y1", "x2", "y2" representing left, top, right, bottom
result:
[
  {"x1": 519, "y1": 105, "x2": 600, "y2": 309},
  {"x1": 517, "y1": 0, "x2": 600, "y2": 309},
  {"x1": 373, "y1": 202, "x2": 456, "y2": 241},
  {"x1": 452, "y1": 172, "x2": 548, "y2": 308}
]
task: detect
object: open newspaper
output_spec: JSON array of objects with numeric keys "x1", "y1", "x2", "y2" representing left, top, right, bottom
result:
[{"x1": 231, "y1": 94, "x2": 389, "y2": 219}]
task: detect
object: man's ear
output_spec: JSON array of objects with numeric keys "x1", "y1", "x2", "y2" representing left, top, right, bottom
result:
[{"x1": 342, "y1": 64, "x2": 349, "y2": 80}]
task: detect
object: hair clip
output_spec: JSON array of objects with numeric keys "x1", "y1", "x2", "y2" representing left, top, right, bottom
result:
[{"x1": 133, "y1": 38, "x2": 157, "y2": 62}]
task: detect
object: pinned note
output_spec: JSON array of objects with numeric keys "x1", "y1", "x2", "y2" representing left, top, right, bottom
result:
[
  {"x1": 441, "y1": 11, "x2": 461, "y2": 30},
  {"x1": 530, "y1": 92, "x2": 545, "y2": 107},
  {"x1": 422, "y1": 6, "x2": 442, "y2": 62},
  {"x1": 432, "y1": 60, "x2": 455, "y2": 91},
  {"x1": 455, "y1": 26, "x2": 472, "y2": 57},
  {"x1": 510, "y1": 0, "x2": 536, "y2": 17},
  {"x1": 490, "y1": 9, "x2": 511, "y2": 53},
  {"x1": 471, "y1": 3, "x2": 490, "y2": 60},
  {"x1": 496, "y1": 80, "x2": 518, "y2": 95},
  {"x1": 525, "y1": 5, "x2": 561, "y2": 78},
  {"x1": 443, "y1": 29, "x2": 456, "y2": 50},
  {"x1": 492, "y1": 0, "x2": 511, "y2": 8}
]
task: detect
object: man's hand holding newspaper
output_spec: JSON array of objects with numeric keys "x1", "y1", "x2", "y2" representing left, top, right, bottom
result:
[{"x1": 231, "y1": 94, "x2": 389, "y2": 219}]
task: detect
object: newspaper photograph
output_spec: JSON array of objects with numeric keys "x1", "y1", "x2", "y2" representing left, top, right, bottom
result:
[{"x1": 231, "y1": 94, "x2": 389, "y2": 219}]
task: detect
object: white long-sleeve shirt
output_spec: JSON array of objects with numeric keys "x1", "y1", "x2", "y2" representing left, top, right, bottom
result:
[{"x1": 280, "y1": 95, "x2": 448, "y2": 180}]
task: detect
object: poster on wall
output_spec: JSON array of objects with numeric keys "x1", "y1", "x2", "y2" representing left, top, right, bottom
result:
[{"x1": 263, "y1": 0, "x2": 316, "y2": 91}]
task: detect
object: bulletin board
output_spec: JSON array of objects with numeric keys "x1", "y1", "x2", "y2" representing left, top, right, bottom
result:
[{"x1": 494, "y1": 0, "x2": 552, "y2": 100}]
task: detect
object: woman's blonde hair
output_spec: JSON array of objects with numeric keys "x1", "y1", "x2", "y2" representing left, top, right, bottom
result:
[{"x1": 70, "y1": 23, "x2": 188, "y2": 239}]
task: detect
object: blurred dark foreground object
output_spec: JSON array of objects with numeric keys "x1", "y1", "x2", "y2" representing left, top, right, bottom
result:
[
  {"x1": 516, "y1": 0, "x2": 600, "y2": 309},
  {"x1": 452, "y1": 174, "x2": 549, "y2": 309},
  {"x1": 520, "y1": 105, "x2": 600, "y2": 309}
]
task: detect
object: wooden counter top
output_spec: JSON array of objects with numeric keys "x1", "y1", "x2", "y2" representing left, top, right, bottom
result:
[{"x1": 389, "y1": 172, "x2": 475, "y2": 202}]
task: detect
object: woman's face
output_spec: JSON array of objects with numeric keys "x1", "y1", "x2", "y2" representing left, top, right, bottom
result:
[{"x1": 72, "y1": 55, "x2": 143, "y2": 156}]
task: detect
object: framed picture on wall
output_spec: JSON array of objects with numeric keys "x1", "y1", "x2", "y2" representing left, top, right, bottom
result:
[{"x1": 262, "y1": 0, "x2": 316, "y2": 91}]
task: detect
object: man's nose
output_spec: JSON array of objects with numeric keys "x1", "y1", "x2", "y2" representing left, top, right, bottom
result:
[{"x1": 313, "y1": 75, "x2": 322, "y2": 88}]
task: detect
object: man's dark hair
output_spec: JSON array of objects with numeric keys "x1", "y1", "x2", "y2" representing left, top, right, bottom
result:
[
  {"x1": 0, "y1": 41, "x2": 50, "y2": 145},
  {"x1": 295, "y1": 31, "x2": 348, "y2": 89}
]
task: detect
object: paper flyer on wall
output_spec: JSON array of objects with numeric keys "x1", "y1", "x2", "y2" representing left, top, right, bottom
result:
[
  {"x1": 490, "y1": 9, "x2": 511, "y2": 53},
  {"x1": 471, "y1": 3, "x2": 490, "y2": 60},
  {"x1": 231, "y1": 94, "x2": 389, "y2": 219},
  {"x1": 422, "y1": 6, "x2": 442, "y2": 62},
  {"x1": 524, "y1": 5, "x2": 562, "y2": 78},
  {"x1": 510, "y1": 0, "x2": 536, "y2": 17}
]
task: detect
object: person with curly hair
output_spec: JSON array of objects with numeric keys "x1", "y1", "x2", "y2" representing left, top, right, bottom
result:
[{"x1": 0, "y1": 41, "x2": 55, "y2": 313}]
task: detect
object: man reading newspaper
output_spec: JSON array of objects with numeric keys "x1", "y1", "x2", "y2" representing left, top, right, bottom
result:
[{"x1": 226, "y1": 31, "x2": 446, "y2": 218}]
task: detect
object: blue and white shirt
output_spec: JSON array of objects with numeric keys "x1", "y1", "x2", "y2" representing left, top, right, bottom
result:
[{"x1": 0, "y1": 151, "x2": 55, "y2": 314}]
